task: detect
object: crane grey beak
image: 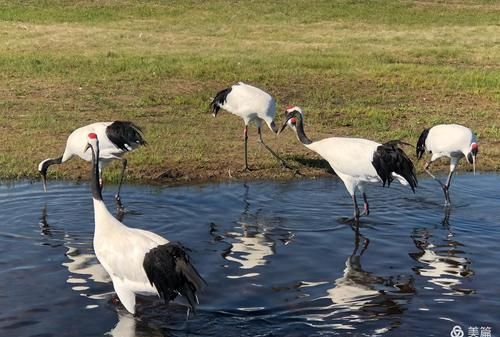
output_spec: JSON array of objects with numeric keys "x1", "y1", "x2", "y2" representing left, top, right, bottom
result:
[
  {"x1": 467, "y1": 152, "x2": 477, "y2": 175},
  {"x1": 270, "y1": 121, "x2": 279, "y2": 134},
  {"x1": 84, "y1": 143, "x2": 91, "y2": 153},
  {"x1": 278, "y1": 121, "x2": 288, "y2": 135}
]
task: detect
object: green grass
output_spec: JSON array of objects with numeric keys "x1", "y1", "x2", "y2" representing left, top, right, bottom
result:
[{"x1": 0, "y1": 0, "x2": 499, "y2": 182}]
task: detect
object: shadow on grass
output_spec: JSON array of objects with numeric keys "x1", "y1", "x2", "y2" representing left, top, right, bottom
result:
[{"x1": 289, "y1": 155, "x2": 336, "y2": 175}]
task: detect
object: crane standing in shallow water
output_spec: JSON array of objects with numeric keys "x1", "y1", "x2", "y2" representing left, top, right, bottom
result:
[
  {"x1": 38, "y1": 121, "x2": 146, "y2": 209},
  {"x1": 416, "y1": 124, "x2": 478, "y2": 206},
  {"x1": 210, "y1": 82, "x2": 292, "y2": 171},
  {"x1": 85, "y1": 132, "x2": 206, "y2": 315},
  {"x1": 279, "y1": 106, "x2": 418, "y2": 221}
]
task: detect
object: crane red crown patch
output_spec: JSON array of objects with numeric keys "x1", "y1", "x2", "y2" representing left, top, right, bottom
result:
[
  {"x1": 88, "y1": 133, "x2": 97, "y2": 139},
  {"x1": 471, "y1": 142, "x2": 478, "y2": 150}
]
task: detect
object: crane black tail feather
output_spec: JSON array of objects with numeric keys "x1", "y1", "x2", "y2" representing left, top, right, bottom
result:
[
  {"x1": 416, "y1": 128, "x2": 430, "y2": 159},
  {"x1": 383, "y1": 139, "x2": 415, "y2": 148},
  {"x1": 372, "y1": 141, "x2": 418, "y2": 193},
  {"x1": 143, "y1": 242, "x2": 206, "y2": 312},
  {"x1": 210, "y1": 87, "x2": 232, "y2": 116},
  {"x1": 106, "y1": 121, "x2": 147, "y2": 152}
]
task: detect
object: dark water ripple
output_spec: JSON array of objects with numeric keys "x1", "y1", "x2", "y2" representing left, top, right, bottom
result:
[{"x1": 0, "y1": 174, "x2": 499, "y2": 336}]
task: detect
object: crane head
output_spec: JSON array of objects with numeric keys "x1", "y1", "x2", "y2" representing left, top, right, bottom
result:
[
  {"x1": 38, "y1": 159, "x2": 50, "y2": 192},
  {"x1": 467, "y1": 142, "x2": 478, "y2": 175},
  {"x1": 84, "y1": 133, "x2": 99, "y2": 153},
  {"x1": 278, "y1": 106, "x2": 303, "y2": 135}
]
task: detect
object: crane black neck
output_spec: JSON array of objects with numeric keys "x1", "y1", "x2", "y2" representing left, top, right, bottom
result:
[
  {"x1": 90, "y1": 144, "x2": 103, "y2": 201},
  {"x1": 294, "y1": 115, "x2": 312, "y2": 145}
]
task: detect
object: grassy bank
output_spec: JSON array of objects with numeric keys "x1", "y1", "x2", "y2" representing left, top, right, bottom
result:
[{"x1": 0, "y1": 0, "x2": 499, "y2": 184}]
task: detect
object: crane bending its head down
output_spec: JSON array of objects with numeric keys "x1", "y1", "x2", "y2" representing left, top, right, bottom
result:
[
  {"x1": 416, "y1": 124, "x2": 478, "y2": 206},
  {"x1": 210, "y1": 82, "x2": 293, "y2": 171},
  {"x1": 38, "y1": 121, "x2": 146, "y2": 210}
]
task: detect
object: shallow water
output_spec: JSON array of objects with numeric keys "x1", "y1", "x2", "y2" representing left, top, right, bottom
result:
[{"x1": 0, "y1": 174, "x2": 499, "y2": 337}]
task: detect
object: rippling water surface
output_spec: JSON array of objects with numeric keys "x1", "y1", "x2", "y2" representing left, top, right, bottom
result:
[{"x1": 1, "y1": 174, "x2": 499, "y2": 336}]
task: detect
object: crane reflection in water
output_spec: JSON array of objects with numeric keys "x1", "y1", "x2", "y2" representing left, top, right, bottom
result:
[
  {"x1": 302, "y1": 223, "x2": 416, "y2": 332},
  {"x1": 409, "y1": 208, "x2": 475, "y2": 296},
  {"x1": 210, "y1": 184, "x2": 294, "y2": 279},
  {"x1": 38, "y1": 205, "x2": 112, "y2": 304}
]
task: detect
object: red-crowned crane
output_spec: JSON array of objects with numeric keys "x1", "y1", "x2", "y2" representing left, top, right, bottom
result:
[
  {"x1": 416, "y1": 124, "x2": 478, "y2": 206},
  {"x1": 85, "y1": 132, "x2": 206, "y2": 315},
  {"x1": 38, "y1": 121, "x2": 146, "y2": 209},
  {"x1": 279, "y1": 106, "x2": 418, "y2": 221},
  {"x1": 210, "y1": 82, "x2": 291, "y2": 171}
]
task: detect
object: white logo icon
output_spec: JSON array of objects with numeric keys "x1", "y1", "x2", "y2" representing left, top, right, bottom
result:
[{"x1": 451, "y1": 325, "x2": 464, "y2": 337}]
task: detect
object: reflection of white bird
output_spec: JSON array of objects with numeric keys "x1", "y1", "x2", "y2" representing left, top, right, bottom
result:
[
  {"x1": 225, "y1": 227, "x2": 275, "y2": 275},
  {"x1": 38, "y1": 205, "x2": 111, "y2": 298},
  {"x1": 86, "y1": 133, "x2": 206, "y2": 315},
  {"x1": 416, "y1": 124, "x2": 478, "y2": 205},
  {"x1": 326, "y1": 254, "x2": 379, "y2": 309},
  {"x1": 410, "y1": 226, "x2": 473, "y2": 294},
  {"x1": 108, "y1": 312, "x2": 137, "y2": 337},
  {"x1": 38, "y1": 121, "x2": 146, "y2": 207},
  {"x1": 210, "y1": 82, "x2": 289, "y2": 170},
  {"x1": 413, "y1": 247, "x2": 469, "y2": 290},
  {"x1": 63, "y1": 245, "x2": 110, "y2": 285},
  {"x1": 280, "y1": 106, "x2": 417, "y2": 220},
  {"x1": 214, "y1": 185, "x2": 293, "y2": 279},
  {"x1": 108, "y1": 311, "x2": 166, "y2": 337},
  {"x1": 312, "y1": 228, "x2": 413, "y2": 326}
]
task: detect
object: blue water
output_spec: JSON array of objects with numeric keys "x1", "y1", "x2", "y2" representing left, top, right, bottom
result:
[{"x1": 0, "y1": 174, "x2": 499, "y2": 336}]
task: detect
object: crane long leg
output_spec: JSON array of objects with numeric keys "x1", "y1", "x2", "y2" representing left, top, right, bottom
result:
[
  {"x1": 352, "y1": 194, "x2": 360, "y2": 222},
  {"x1": 244, "y1": 125, "x2": 250, "y2": 171},
  {"x1": 351, "y1": 221, "x2": 369, "y2": 256},
  {"x1": 443, "y1": 170, "x2": 454, "y2": 206},
  {"x1": 257, "y1": 127, "x2": 295, "y2": 171},
  {"x1": 115, "y1": 158, "x2": 127, "y2": 210},
  {"x1": 361, "y1": 192, "x2": 370, "y2": 216},
  {"x1": 425, "y1": 161, "x2": 454, "y2": 206},
  {"x1": 424, "y1": 161, "x2": 445, "y2": 187}
]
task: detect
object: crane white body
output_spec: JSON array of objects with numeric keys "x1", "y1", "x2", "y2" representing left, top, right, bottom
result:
[
  {"x1": 60, "y1": 122, "x2": 128, "y2": 163},
  {"x1": 280, "y1": 106, "x2": 417, "y2": 219},
  {"x1": 92, "y1": 200, "x2": 167, "y2": 313},
  {"x1": 217, "y1": 82, "x2": 276, "y2": 130},
  {"x1": 210, "y1": 82, "x2": 291, "y2": 170},
  {"x1": 38, "y1": 122, "x2": 138, "y2": 172},
  {"x1": 416, "y1": 123, "x2": 478, "y2": 205},
  {"x1": 421, "y1": 124, "x2": 477, "y2": 171},
  {"x1": 307, "y1": 137, "x2": 409, "y2": 196}
]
